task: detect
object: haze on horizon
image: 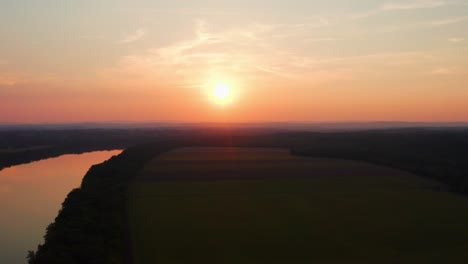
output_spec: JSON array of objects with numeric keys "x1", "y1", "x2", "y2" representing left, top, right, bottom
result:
[{"x1": 1, "y1": 0, "x2": 467, "y2": 123}]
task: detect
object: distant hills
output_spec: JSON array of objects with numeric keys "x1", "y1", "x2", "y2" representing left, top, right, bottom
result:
[{"x1": 1, "y1": 121, "x2": 468, "y2": 131}]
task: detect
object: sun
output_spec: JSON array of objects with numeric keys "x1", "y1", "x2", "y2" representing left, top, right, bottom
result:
[{"x1": 212, "y1": 83, "x2": 231, "y2": 104}]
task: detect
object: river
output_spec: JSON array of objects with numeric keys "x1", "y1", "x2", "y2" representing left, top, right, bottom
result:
[{"x1": 0, "y1": 150, "x2": 122, "y2": 264}]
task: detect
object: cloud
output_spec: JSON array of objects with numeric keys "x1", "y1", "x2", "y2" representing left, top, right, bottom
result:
[
  {"x1": 102, "y1": 21, "x2": 276, "y2": 87},
  {"x1": 0, "y1": 74, "x2": 18, "y2": 86},
  {"x1": 0, "y1": 71, "x2": 60, "y2": 87},
  {"x1": 304, "y1": 37, "x2": 339, "y2": 43},
  {"x1": 102, "y1": 20, "x2": 435, "y2": 89},
  {"x1": 101, "y1": 19, "x2": 348, "y2": 87},
  {"x1": 431, "y1": 67, "x2": 458, "y2": 74},
  {"x1": 448, "y1": 37, "x2": 464, "y2": 42},
  {"x1": 80, "y1": 35, "x2": 104, "y2": 40},
  {"x1": 381, "y1": 16, "x2": 468, "y2": 32},
  {"x1": 430, "y1": 16, "x2": 468, "y2": 26},
  {"x1": 351, "y1": 0, "x2": 449, "y2": 20},
  {"x1": 382, "y1": 0, "x2": 446, "y2": 11},
  {"x1": 120, "y1": 28, "x2": 146, "y2": 44}
]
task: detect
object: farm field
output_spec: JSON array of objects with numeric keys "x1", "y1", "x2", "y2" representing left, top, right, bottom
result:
[{"x1": 128, "y1": 147, "x2": 468, "y2": 264}]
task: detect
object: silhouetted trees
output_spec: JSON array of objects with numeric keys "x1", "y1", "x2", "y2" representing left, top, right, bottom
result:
[
  {"x1": 291, "y1": 129, "x2": 468, "y2": 194},
  {"x1": 28, "y1": 142, "x2": 176, "y2": 264}
]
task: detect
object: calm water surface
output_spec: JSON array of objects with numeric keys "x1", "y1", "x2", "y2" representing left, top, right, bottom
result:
[{"x1": 0, "y1": 150, "x2": 122, "y2": 264}]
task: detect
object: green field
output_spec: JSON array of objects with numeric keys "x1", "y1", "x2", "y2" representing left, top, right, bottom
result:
[{"x1": 127, "y1": 148, "x2": 468, "y2": 263}]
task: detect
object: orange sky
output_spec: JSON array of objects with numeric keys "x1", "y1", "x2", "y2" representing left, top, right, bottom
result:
[{"x1": 1, "y1": 1, "x2": 467, "y2": 123}]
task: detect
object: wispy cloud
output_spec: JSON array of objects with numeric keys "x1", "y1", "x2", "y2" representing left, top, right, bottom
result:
[
  {"x1": 102, "y1": 20, "x2": 355, "y2": 88},
  {"x1": 119, "y1": 28, "x2": 146, "y2": 44},
  {"x1": 0, "y1": 63, "x2": 21, "y2": 86},
  {"x1": 0, "y1": 71, "x2": 59, "y2": 87},
  {"x1": 382, "y1": 0, "x2": 446, "y2": 11},
  {"x1": 80, "y1": 35, "x2": 104, "y2": 40},
  {"x1": 0, "y1": 74, "x2": 18, "y2": 86},
  {"x1": 430, "y1": 16, "x2": 468, "y2": 26},
  {"x1": 351, "y1": 0, "x2": 449, "y2": 20},
  {"x1": 448, "y1": 37, "x2": 465, "y2": 42},
  {"x1": 431, "y1": 67, "x2": 458, "y2": 74},
  {"x1": 381, "y1": 16, "x2": 468, "y2": 32},
  {"x1": 103, "y1": 19, "x2": 436, "y2": 90},
  {"x1": 304, "y1": 37, "x2": 340, "y2": 43}
]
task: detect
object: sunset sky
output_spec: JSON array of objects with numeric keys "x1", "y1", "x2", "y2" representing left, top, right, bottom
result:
[{"x1": 1, "y1": 0, "x2": 467, "y2": 123}]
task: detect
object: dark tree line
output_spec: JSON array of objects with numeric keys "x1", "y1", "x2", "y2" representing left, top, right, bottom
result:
[
  {"x1": 291, "y1": 129, "x2": 468, "y2": 194},
  {"x1": 0, "y1": 129, "x2": 179, "y2": 170},
  {"x1": 28, "y1": 142, "x2": 177, "y2": 263}
]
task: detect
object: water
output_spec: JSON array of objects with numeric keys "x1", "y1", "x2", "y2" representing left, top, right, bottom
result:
[{"x1": 0, "y1": 150, "x2": 122, "y2": 264}]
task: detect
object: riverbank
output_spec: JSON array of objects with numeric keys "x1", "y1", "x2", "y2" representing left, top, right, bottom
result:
[{"x1": 0, "y1": 150, "x2": 122, "y2": 264}]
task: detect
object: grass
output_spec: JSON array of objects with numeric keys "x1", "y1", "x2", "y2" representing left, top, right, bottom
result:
[{"x1": 127, "y1": 148, "x2": 468, "y2": 263}]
